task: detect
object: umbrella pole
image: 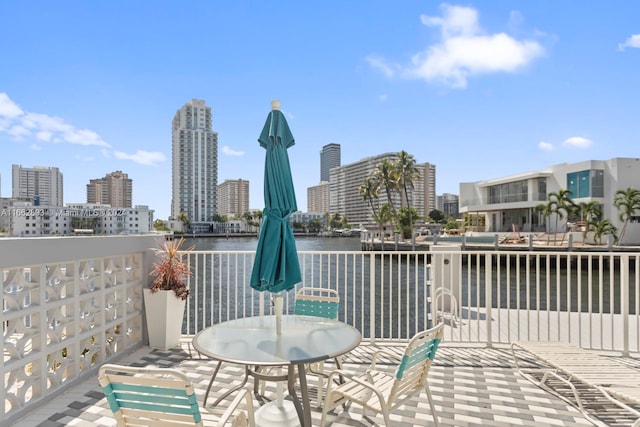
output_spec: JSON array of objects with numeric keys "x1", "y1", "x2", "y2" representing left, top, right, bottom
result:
[{"x1": 274, "y1": 292, "x2": 283, "y2": 335}]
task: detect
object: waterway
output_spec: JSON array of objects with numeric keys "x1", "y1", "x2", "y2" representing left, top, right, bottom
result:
[{"x1": 186, "y1": 235, "x2": 361, "y2": 251}]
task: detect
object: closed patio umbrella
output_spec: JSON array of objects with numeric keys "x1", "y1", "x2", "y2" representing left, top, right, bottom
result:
[
  {"x1": 249, "y1": 100, "x2": 302, "y2": 426},
  {"x1": 250, "y1": 100, "x2": 302, "y2": 334}
]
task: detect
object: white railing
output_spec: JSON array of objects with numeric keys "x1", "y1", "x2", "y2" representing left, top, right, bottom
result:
[
  {"x1": 2, "y1": 237, "x2": 639, "y2": 426},
  {"x1": 183, "y1": 249, "x2": 640, "y2": 354},
  {"x1": 429, "y1": 250, "x2": 640, "y2": 354},
  {"x1": 183, "y1": 251, "x2": 432, "y2": 341}
]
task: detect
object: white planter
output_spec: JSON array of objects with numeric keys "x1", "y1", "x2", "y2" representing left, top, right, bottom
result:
[{"x1": 143, "y1": 288, "x2": 186, "y2": 350}]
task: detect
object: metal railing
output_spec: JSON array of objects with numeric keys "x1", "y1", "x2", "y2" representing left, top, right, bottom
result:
[{"x1": 2, "y1": 236, "x2": 639, "y2": 425}]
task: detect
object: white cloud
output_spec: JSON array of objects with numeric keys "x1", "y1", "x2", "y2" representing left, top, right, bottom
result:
[
  {"x1": 618, "y1": 34, "x2": 640, "y2": 51},
  {"x1": 222, "y1": 146, "x2": 245, "y2": 156},
  {"x1": 368, "y1": 4, "x2": 545, "y2": 88},
  {"x1": 365, "y1": 55, "x2": 398, "y2": 77},
  {"x1": 113, "y1": 150, "x2": 167, "y2": 166},
  {"x1": 563, "y1": 136, "x2": 593, "y2": 148},
  {"x1": 0, "y1": 93, "x2": 24, "y2": 118},
  {"x1": 378, "y1": 94, "x2": 388, "y2": 102},
  {"x1": 538, "y1": 141, "x2": 554, "y2": 151},
  {"x1": 0, "y1": 93, "x2": 111, "y2": 147},
  {"x1": 8, "y1": 125, "x2": 30, "y2": 139}
]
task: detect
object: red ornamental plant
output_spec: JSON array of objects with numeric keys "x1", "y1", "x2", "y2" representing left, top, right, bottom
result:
[{"x1": 149, "y1": 237, "x2": 194, "y2": 300}]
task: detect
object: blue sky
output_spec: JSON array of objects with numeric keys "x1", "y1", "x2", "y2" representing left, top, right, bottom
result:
[{"x1": 1, "y1": 1, "x2": 639, "y2": 220}]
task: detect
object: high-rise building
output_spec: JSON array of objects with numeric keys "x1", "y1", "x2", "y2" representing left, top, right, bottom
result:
[
  {"x1": 417, "y1": 162, "x2": 437, "y2": 217},
  {"x1": 87, "y1": 171, "x2": 132, "y2": 207},
  {"x1": 12, "y1": 164, "x2": 63, "y2": 206},
  {"x1": 307, "y1": 181, "x2": 329, "y2": 213},
  {"x1": 171, "y1": 99, "x2": 218, "y2": 228},
  {"x1": 329, "y1": 153, "x2": 436, "y2": 227},
  {"x1": 320, "y1": 143, "x2": 341, "y2": 183},
  {"x1": 217, "y1": 179, "x2": 249, "y2": 217}
]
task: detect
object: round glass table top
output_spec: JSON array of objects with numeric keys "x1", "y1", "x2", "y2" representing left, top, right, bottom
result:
[{"x1": 193, "y1": 315, "x2": 361, "y2": 366}]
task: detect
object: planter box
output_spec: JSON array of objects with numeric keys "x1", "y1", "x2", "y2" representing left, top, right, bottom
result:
[{"x1": 143, "y1": 288, "x2": 186, "y2": 350}]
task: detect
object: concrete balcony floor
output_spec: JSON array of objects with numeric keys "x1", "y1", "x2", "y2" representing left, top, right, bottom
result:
[{"x1": 14, "y1": 339, "x2": 640, "y2": 427}]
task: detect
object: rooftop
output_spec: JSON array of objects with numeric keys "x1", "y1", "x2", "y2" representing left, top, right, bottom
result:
[{"x1": 14, "y1": 338, "x2": 640, "y2": 427}]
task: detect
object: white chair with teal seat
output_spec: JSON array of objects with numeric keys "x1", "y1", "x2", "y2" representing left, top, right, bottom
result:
[
  {"x1": 99, "y1": 364, "x2": 255, "y2": 427},
  {"x1": 294, "y1": 286, "x2": 341, "y2": 405},
  {"x1": 255, "y1": 286, "x2": 341, "y2": 405},
  {"x1": 320, "y1": 322, "x2": 444, "y2": 427}
]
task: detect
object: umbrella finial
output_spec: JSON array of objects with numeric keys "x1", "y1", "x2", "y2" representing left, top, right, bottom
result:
[{"x1": 271, "y1": 99, "x2": 281, "y2": 111}]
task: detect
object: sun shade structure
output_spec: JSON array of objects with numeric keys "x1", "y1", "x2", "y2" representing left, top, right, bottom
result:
[{"x1": 250, "y1": 100, "x2": 302, "y2": 333}]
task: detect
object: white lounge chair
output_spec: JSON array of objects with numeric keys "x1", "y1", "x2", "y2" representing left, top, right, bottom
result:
[
  {"x1": 511, "y1": 341, "x2": 640, "y2": 427},
  {"x1": 321, "y1": 322, "x2": 444, "y2": 426},
  {"x1": 99, "y1": 363, "x2": 255, "y2": 427}
]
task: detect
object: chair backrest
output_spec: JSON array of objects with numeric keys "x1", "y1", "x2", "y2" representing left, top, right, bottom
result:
[
  {"x1": 99, "y1": 364, "x2": 203, "y2": 427},
  {"x1": 388, "y1": 323, "x2": 444, "y2": 404},
  {"x1": 293, "y1": 287, "x2": 340, "y2": 319}
]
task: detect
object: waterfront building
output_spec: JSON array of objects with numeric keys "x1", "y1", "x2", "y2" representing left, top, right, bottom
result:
[
  {"x1": 320, "y1": 143, "x2": 341, "y2": 183},
  {"x1": 86, "y1": 170, "x2": 132, "y2": 208},
  {"x1": 437, "y1": 193, "x2": 460, "y2": 218},
  {"x1": 12, "y1": 164, "x2": 63, "y2": 206},
  {"x1": 329, "y1": 152, "x2": 436, "y2": 228},
  {"x1": 171, "y1": 99, "x2": 218, "y2": 231},
  {"x1": 307, "y1": 181, "x2": 329, "y2": 213},
  {"x1": 217, "y1": 179, "x2": 249, "y2": 217},
  {"x1": 92, "y1": 204, "x2": 154, "y2": 235},
  {"x1": 459, "y1": 157, "x2": 640, "y2": 243},
  {"x1": 290, "y1": 211, "x2": 326, "y2": 232}
]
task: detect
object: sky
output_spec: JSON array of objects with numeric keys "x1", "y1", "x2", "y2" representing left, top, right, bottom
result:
[{"x1": 1, "y1": 1, "x2": 639, "y2": 220}]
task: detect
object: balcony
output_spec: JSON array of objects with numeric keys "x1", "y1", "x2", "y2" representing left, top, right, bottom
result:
[{"x1": 2, "y1": 236, "x2": 640, "y2": 427}]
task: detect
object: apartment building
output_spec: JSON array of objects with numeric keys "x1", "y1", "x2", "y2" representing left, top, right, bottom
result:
[
  {"x1": 12, "y1": 164, "x2": 63, "y2": 206},
  {"x1": 171, "y1": 99, "x2": 218, "y2": 231},
  {"x1": 87, "y1": 170, "x2": 132, "y2": 207},
  {"x1": 217, "y1": 179, "x2": 249, "y2": 217}
]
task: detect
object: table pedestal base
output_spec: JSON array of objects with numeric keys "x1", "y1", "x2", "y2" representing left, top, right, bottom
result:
[{"x1": 254, "y1": 400, "x2": 300, "y2": 427}]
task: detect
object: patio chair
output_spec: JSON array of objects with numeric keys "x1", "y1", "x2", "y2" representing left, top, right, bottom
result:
[
  {"x1": 320, "y1": 322, "x2": 444, "y2": 427},
  {"x1": 255, "y1": 286, "x2": 341, "y2": 406},
  {"x1": 432, "y1": 286, "x2": 459, "y2": 325},
  {"x1": 99, "y1": 363, "x2": 255, "y2": 427}
]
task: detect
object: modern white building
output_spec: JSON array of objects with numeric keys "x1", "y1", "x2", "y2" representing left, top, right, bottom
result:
[
  {"x1": 12, "y1": 164, "x2": 64, "y2": 206},
  {"x1": 217, "y1": 179, "x2": 249, "y2": 217},
  {"x1": 459, "y1": 157, "x2": 640, "y2": 243},
  {"x1": 171, "y1": 99, "x2": 218, "y2": 231}
]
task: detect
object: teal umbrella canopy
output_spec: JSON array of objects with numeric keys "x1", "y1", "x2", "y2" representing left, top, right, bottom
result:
[{"x1": 250, "y1": 102, "x2": 302, "y2": 293}]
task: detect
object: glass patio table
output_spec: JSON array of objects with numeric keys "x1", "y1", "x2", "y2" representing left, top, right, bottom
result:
[{"x1": 193, "y1": 314, "x2": 361, "y2": 427}]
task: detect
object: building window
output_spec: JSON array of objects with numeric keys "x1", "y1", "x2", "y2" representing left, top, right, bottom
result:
[{"x1": 567, "y1": 169, "x2": 603, "y2": 198}]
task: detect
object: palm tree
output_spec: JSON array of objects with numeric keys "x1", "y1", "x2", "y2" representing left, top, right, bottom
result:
[
  {"x1": 613, "y1": 187, "x2": 640, "y2": 245},
  {"x1": 575, "y1": 201, "x2": 601, "y2": 241},
  {"x1": 359, "y1": 176, "x2": 380, "y2": 222},
  {"x1": 395, "y1": 151, "x2": 420, "y2": 240},
  {"x1": 373, "y1": 158, "x2": 399, "y2": 219},
  {"x1": 547, "y1": 189, "x2": 574, "y2": 244},
  {"x1": 588, "y1": 219, "x2": 617, "y2": 245},
  {"x1": 534, "y1": 203, "x2": 553, "y2": 244},
  {"x1": 176, "y1": 212, "x2": 190, "y2": 232},
  {"x1": 374, "y1": 203, "x2": 393, "y2": 250}
]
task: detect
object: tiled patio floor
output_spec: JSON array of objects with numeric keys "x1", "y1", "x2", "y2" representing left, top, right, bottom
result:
[{"x1": 13, "y1": 339, "x2": 640, "y2": 427}]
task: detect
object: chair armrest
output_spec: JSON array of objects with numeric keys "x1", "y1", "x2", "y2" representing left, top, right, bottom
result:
[
  {"x1": 214, "y1": 388, "x2": 255, "y2": 427},
  {"x1": 369, "y1": 349, "x2": 402, "y2": 369}
]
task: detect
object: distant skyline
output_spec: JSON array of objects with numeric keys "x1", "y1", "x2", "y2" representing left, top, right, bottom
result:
[{"x1": 1, "y1": 2, "x2": 639, "y2": 220}]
